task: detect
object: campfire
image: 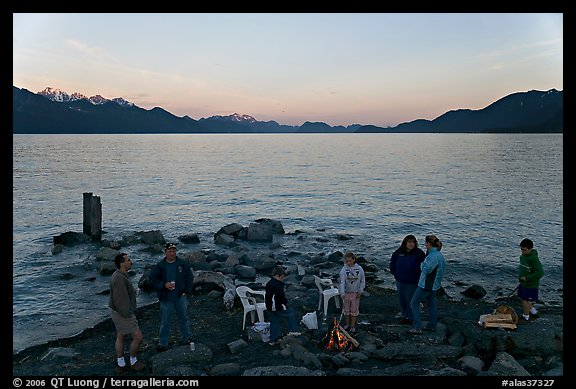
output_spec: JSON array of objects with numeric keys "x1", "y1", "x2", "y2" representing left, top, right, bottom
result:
[{"x1": 321, "y1": 318, "x2": 359, "y2": 352}]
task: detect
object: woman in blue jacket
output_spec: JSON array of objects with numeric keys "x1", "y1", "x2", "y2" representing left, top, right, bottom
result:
[
  {"x1": 409, "y1": 235, "x2": 445, "y2": 334},
  {"x1": 390, "y1": 235, "x2": 426, "y2": 324}
]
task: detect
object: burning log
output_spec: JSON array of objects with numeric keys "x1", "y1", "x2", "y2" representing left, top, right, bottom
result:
[
  {"x1": 321, "y1": 319, "x2": 359, "y2": 351},
  {"x1": 337, "y1": 324, "x2": 359, "y2": 348}
]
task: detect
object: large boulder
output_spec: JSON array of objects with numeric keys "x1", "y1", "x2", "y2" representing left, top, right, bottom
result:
[
  {"x1": 234, "y1": 265, "x2": 257, "y2": 279},
  {"x1": 481, "y1": 351, "x2": 530, "y2": 376},
  {"x1": 53, "y1": 231, "x2": 90, "y2": 246},
  {"x1": 178, "y1": 233, "x2": 200, "y2": 244},
  {"x1": 95, "y1": 247, "x2": 119, "y2": 261},
  {"x1": 243, "y1": 255, "x2": 278, "y2": 272},
  {"x1": 215, "y1": 223, "x2": 244, "y2": 237},
  {"x1": 245, "y1": 219, "x2": 285, "y2": 242},
  {"x1": 138, "y1": 230, "x2": 166, "y2": 245}
]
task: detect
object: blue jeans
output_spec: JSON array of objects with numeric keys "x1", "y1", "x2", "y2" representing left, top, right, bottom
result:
[
  {"x1": 269, "y1": 307, "x2": 297, "y2": 342},
  {"x1": 396, "y1": 281, "x2": 418, "y2": 321},
  {"x1": 159, "y1": 295, "x2": 192, "y2": 346},
  {"x1": 410, "y1": 287, "x2": 437, "y2": 330}
]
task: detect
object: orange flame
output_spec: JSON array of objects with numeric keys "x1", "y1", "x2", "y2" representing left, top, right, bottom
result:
[{"x1": 324, "y1": 318, "x2": 349, "y2": 351}]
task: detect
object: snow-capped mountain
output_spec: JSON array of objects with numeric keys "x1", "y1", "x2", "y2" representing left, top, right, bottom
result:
[
  {"x1": 70, "y1": 92, "x2": 87, "y2": 101},
  {"x1": 111, "y1": 97, "x2": 134, "y2": 107},
  {"x1": 88, "y1": 95, "x2": 109, "y2": 105},
  {"x1": 37, "y1": 87, "x2": 133, "y2": 107},
  {"x1": 210, "y1": 113, "x2": 257, "y2": 123},
  {"x1": 38, "y1": 87, "x2": 72, "y2": 102}
]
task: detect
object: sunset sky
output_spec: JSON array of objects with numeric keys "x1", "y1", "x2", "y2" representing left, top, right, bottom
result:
[{"x1": 13, "y1": 13, "x2": 563, "y2": 127}]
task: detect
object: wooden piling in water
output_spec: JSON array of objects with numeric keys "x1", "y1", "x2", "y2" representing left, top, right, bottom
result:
[{"x1": 83, "y1": 192, "x2": 102, "y2": 241}]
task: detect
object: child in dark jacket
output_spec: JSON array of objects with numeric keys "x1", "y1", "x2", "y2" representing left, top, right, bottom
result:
[{"x1": 265, "y1": 266, "x2": 301, "y2": 345}]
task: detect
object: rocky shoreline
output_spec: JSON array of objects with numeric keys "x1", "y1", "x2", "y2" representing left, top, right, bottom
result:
[{"x1": 13, "y1": 219, "x2": 563, "y2": 377}]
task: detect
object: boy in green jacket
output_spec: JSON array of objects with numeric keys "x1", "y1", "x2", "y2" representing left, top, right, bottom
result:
[{"x1": 517, "y1": 238, "x2": 544, "y2": 321}]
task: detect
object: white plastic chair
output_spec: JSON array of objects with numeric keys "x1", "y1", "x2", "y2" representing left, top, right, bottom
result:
[
  {"x1": 313, "y1": 275, "x2": 341, "y2": 317},
  {"x1": 236, "y1": 285, "x2": 267, "y2": 330}
]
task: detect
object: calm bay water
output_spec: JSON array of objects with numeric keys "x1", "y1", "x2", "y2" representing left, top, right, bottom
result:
[{"x1": 12, "y1": 133, "x2": 563, "y2": 352}]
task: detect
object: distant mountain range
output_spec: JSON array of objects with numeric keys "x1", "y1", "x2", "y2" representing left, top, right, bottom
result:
[{"x1": 12, "y1": 86, "x2": 563, "y2": 134}]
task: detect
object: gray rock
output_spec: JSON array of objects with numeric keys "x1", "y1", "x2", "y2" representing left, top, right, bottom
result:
[
  {"x1": 40, "y1": 347, "x2": 78, "y2": 361},
  {"x1": 215, "y1": 234, "x2": 235, "y2": 246},
  {"x1": 245, "y1": 219, "x2": 285, "y2": 242},
  {"x1": 142, "y1": 243, "x2": 163, "y2": 254},
  {"x1": 209, "y1": 363, "x2": 241, "y2": 376},
  {"x1": 461, "y1": 284, "x2": 487, "y2": 299},
  {"x1": 138, "y1": 268, "x2": 154, "y2": 290},
  {"x1": 234, "y1": 265, "x2": 257, "y2": 279},
  {"x1": 458, "y1": 355, "x2": 485, "y2": 372},
  {"x1": 225, "y1": 254, "x2": 241, "y2": 266},
  {"x1": 191, "y1": 261, "x2": 217, "y2": 271},
  {"x1": 292, "y1": 349, "x2": 322, "y2": 369},
  {"x1": 206, "y1": 252, "x2": 226, "y2": 262},
  {"x1": 242, "y1": 365, "x2": 325, "y2": 376},
  {"x1": 328, "y1": 251, "x2": 343, "y2": 262},
  {"x1": 215, "y1": 223, "x2": 244, "y2": 237},
  {"x1": 95, "y1": 247, "x2": 119, "y2": 261},
  {"x1": 185, "y1": 251, "x2": 206, "y2": 263},
  {"x1": 51, "y1": 244, "x2": 64, "y2": 255},
  {"x1": 448, "y1": 331, "x2": 466, "y2": 347},
  {"x1": 150, "y1": 344, "x2": 212, "y2": 375},
  {"x1": 53, "y1": 231, "x2": 90, "y2": 246},
  {"x1": 363, "y1": 262, "x2": 380, "y2": 272},
  {"x1": 138, "y1": 230, "x2": 166, "y2": 245},
  {"x1": 178, "y1": 233, "x2": 200, "y2": 244},
  {"x1": 97, "y1": 262, "x2": 116, "y2": 275},
  {"x1": 345, "y1": 351, "x2": 369, "y2": 361},
  {"x1": 482, "y1": 351, "x2": 531, "y2": 376},
  {"x1": 300, "y1": 275, "x2": 316, "y2": 287},
  {"x1": 336, "y1": 367, "x2": 366, "y2": 376},
  {"x1": 243, "y1": 255, "x2": 277, "y2": 271},
  {"x1": 427, "y1": 366, "x2": 467, "y2": 376},
  {"x1": 227, "y1": 339, "x2": 248, "y2": 354},
  {"x1": 217, "y1": 264, "x2": 236, "y2": 275},
  {"x1": 331, "y1": 353, "x2": 350, "y2": 367},
  {"x1": 309, "y1": 255, "x2": 325, "y2": 265},
  {"x1": 120, "y1": 232, "x2": 142, "y2": 245}
]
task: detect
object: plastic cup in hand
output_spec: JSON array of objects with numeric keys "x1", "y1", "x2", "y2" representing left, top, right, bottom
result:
[{"x1": 170, "y1": 281, "x2": 176, "y2": 290}]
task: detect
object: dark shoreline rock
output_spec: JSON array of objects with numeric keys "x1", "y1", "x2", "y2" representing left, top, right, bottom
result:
[
  {"x1": 20, "y1": 222, "x2": 563, "y2": 377},
  {"x1": 12, "y1": 285, "x2": 563, "y2": 377}
]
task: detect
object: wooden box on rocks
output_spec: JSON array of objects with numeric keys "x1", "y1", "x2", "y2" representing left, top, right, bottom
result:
[{"x1": 479, "y1": 313, "x2": 517, "y2": 330}]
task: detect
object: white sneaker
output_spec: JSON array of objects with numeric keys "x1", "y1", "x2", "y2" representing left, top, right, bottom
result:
[
  {"x1": 530, "y1": 307, "x2": 538, "y2": 315},
  {"x1": 287, "y1": 331, "x2": 301, "y2": 336},
  {"x1": 394, "y1": 312, "x2": 403, "y2": 319}
]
